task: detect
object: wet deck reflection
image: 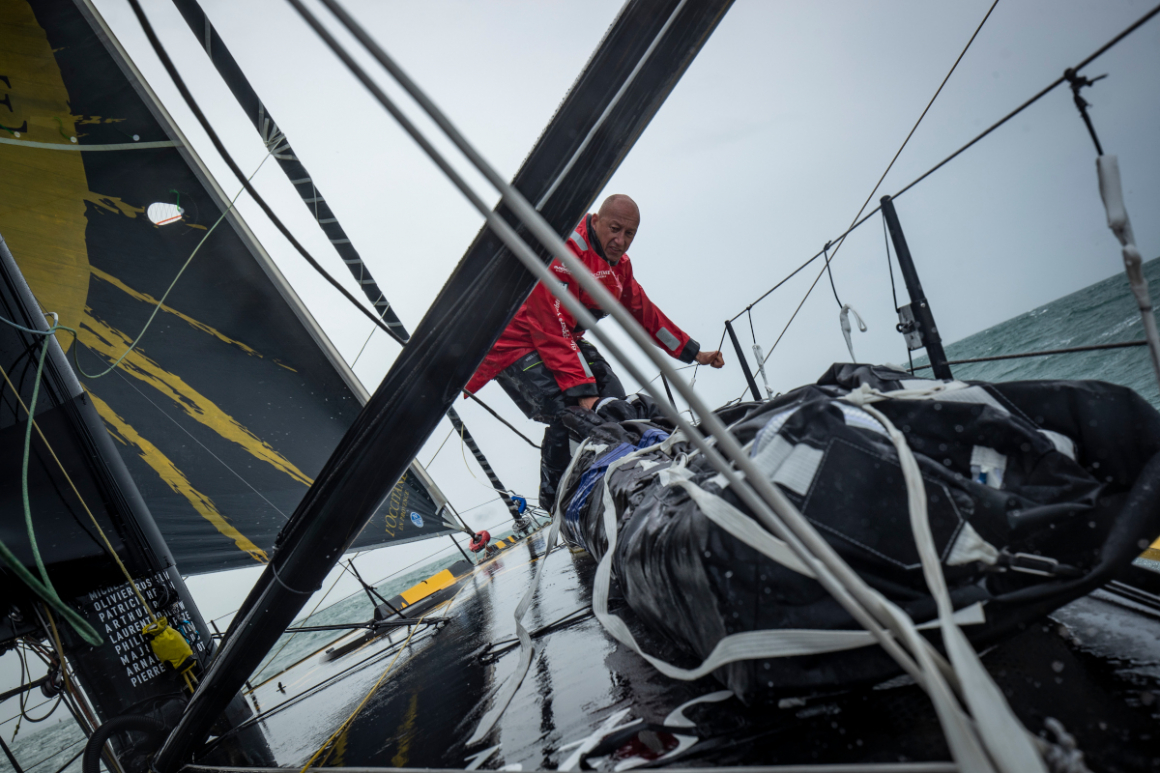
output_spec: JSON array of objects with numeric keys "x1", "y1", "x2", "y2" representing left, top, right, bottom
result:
[{"x1": 209, "y1": 530, "x2": 1160, "y2": 770}]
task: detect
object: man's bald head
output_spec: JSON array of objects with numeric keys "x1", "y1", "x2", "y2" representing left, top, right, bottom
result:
[
  {"x1": 590, "y1": 194, "x2": 640, "y2": 264},
  {"x1": 598, "y1": 194, "x2": 640, "y2": 221}
]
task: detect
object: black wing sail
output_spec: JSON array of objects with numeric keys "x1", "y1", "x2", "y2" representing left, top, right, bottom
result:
[{"x1": 0, "y1": 0, "x2": 449, "y2": 575}]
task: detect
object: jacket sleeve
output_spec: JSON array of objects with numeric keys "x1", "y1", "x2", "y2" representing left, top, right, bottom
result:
[
  {"x1": 620, "y1": 261, "x2": 700, "y2": 363},
  {"x1": 526, "y1": 263, "x2": 600, "y2": 397}
]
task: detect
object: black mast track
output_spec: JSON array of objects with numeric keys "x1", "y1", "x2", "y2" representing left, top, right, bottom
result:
[
  {"x1": 151, "y1": 1, "x2": 734, "y2": 768},
  {"x1": 168, "y1": 0, "x2": 520, "y2": 520}
]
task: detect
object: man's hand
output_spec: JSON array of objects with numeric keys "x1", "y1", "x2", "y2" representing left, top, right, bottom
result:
[
  {"x1": 578, "y1": 396, "x2": 600, "y2": 411},
  {"x1": 695, "y1": 350, "x2": 725, "y2": 368}
]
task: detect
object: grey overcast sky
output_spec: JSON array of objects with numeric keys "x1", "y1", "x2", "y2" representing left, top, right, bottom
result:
[{"x1": 4, "y1": 0, "x2": 1158, "y2": 727}]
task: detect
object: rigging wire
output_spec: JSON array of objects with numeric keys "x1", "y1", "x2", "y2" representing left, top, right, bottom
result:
[
  {"x1": 113, "y1": 369, "x2": 290, "y2": 520},
  {"x1": 424, "y1": 425, "x2": 456, "y2": 468},
  {"x1": 883, "y1": 215, "x2": 900, "y2": 312},
  {"x1": 13, "y1": 643, "x2": 60, "y2": 727},
  {"x1": 910, "y1": 338, "x2": 1150, "y2": 369},
  {"x1": 881, "y1": 214, "x2": 915, "y2": 373},
  {"x1": 300, "y1": 609, "x2": 432, "y2": 772},
  {"x1": 458, "y1": 420, "x2": 521, "y2": 500},
  {"x1": 10, "y1": 738, "x2": 85, "y2": 773},
  {"x1": 744, "y1": 0, "x2": 1000, "y2": 379},
  {"x1": 246, "y1": 509, "x2": 524, "y2": 672},
  {"x1": 212, "y1": 620, "x2": 445, "y2": 746},
  {"x1": 0, "y1": 357, "x2": 138, "y2": 643},
  {"x1": 646, "y1": 363, "x2": 695, "y2": 385},
  {"x1": 890, "y1": 1, "x2": 1160, "y2": 203},
  {"x1": 349, "y1": 322, "x2": 378, "y2": 369},
  {"x1": 219, "y1": 507, "x2": 517, "y2": 632},
  {"x1": 822, "y1": 241, "x2": 843, "y2": 308},
  {"x1": 123, "y1": 0, "x2": 406, "y2": 346},
  {"x1": 42, "y1": 743, "x2": 87, "y2": 773},
  {"x1": 40, "y1": 607, "x2": 102, "y2": 741},
  {"x1": 852, "y1": 0, "x2": 1001, "y2": 246},
  {"x1": 690, "y1": 328, "x2": 727, "y2": 387},
  {"x1": 463, "y1": 391, "x2": 541, "y2": 449},
  {"x1": 252, "y1": 551, "x2": 364, "y2": 682},
  {"x1": 731, "y1": 1, "x2": 1160, "y2": 328}
]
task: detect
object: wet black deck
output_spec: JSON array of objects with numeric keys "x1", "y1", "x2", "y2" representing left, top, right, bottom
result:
[{"x1": 203, "y1": 529, "x2": 1160, "y2": 771}]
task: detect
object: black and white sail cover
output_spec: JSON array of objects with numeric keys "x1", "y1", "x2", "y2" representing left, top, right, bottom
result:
[{"x1": 0, "y1": 0, "x2": 447, "y2": 574}]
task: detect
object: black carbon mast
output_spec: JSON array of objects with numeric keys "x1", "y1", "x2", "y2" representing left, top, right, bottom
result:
[{"x1": 168, "y1": 0, "x2": 523, "y2": 522}]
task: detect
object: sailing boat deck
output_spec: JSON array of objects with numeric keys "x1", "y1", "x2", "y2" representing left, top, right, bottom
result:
[{"x1": 208, "y1": 529, "x2": 1160, "y2": 771}]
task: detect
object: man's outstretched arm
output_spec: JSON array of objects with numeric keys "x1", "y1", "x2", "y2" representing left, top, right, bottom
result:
[{"x1": 620, "y1": 263, "x2": 725, "y2": 370}]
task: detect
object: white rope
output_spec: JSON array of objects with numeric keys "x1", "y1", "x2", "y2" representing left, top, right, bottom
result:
[
  {"x1": 464, "y1": 434, "x2": 582, "y2": 747},
  {"x1": 839, "y1": 304, "x2": 868, "y2": 362},
  {"x1": 752, "y1": 343, "x2": 773, "y2": 399}
]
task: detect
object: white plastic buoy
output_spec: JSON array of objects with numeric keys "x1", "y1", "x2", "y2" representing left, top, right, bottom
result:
[{"x1": 147, "y1": 202, "x2": 184, "y2": 226}]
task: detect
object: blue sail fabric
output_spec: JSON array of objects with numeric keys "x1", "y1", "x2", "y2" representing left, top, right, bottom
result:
[{"x1": 565, "y1": 428, "x2": 669, "y2": 548}]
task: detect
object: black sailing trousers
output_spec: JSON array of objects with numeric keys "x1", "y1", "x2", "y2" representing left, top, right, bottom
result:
[{"x1": 496, "y1": 340, "x2": 625, "y2": 510}]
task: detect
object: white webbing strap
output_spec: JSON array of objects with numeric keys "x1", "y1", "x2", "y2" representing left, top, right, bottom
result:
[
  {"x1": 554, "y1": 437, "x2": 593, "y2": 517},
  {"x1": 590, "y1": 450, "x2": 986, "y2": 681},
  {"x1": 672, "y1": 477, "x2": 814, "y2": 578},
  {"x1": 467, "y1": 508, "x2": 563, "y2": 744},
  {"x1": 469, "y1": 436, "x2": 595, "y2": 744},
  {"x1": 846, "y1": 387, "x2": 1047, "y2": 773},
  {"x1": 752, "y1": 343, "x2": 773, "y2": 399}
]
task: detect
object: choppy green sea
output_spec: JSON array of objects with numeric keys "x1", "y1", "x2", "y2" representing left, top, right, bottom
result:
[{"x1": 917, "y1": 257, "x2": 1160, "y2": 409}]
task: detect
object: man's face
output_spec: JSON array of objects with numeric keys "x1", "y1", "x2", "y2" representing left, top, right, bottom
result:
[{"x1": 590, "y1": 203, "x2": 639, "y2": 263}]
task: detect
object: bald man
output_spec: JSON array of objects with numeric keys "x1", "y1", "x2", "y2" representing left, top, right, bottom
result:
[{"x1": 465, "y1": 195, "x2": 724, "y2": 509}]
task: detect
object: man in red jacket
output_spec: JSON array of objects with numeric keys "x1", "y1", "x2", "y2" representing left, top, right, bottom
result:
[{"x1": 466, "y1": 194, "x2": 724, "y2": 509}]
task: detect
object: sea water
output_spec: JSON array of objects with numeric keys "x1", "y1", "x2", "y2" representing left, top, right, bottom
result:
[
  {"x1": 5, "y1": 262, "x2": 1160, "y2": 771},
  {"x1": 915, "y1": 256, "x2": 1160, "y2": 409}
]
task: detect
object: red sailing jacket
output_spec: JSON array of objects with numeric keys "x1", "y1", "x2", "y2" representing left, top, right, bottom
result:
[{"x1": 466, "y1": 214, "x2": 699, "y2": 397}]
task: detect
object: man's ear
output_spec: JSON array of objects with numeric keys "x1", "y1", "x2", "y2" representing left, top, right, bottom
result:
[{"x1": 589, "y1": 212, "x2": 600, "y2": 230}]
